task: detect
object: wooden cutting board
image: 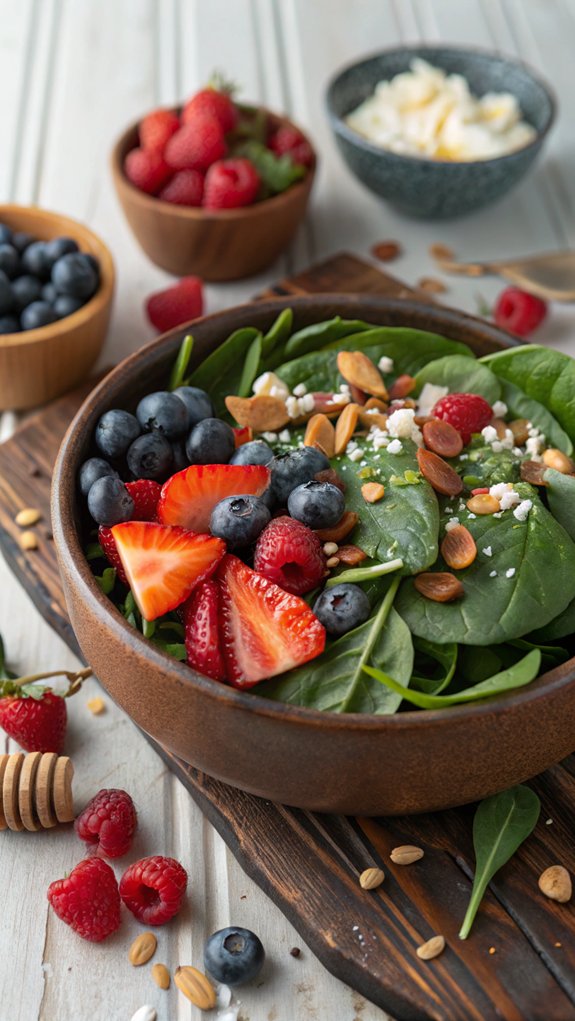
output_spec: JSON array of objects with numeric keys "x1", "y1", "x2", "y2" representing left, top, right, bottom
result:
[{"x1": 0, "y1": 253, "x2": 574, "y2": 1021}]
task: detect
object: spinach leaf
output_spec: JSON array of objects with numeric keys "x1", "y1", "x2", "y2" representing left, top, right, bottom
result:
[
  {"x1": 410, "y1": 636, "x2": 458, "y2": 694},
  {"x1": 397, "y1": 488, "x2": 575, "y2": 644},
  {"x1": 259, "y1": 577, "x2": 413, "y2": 713},
  {"x1": 498, "y1": 379, "x2": 572, "y2": 455},
  {"x1": 261, "y1": 308, "x2": 293, "y2": 359},
  {"x1": 528, "y1": 597, "x2": 575, "y2": 642},
  {"x1": 510, "y1": 637, "x2": 568, "y2": 669},
  {"x1": 189, "y1": 327, "x2": 262, "y2": 415},
  {"x1": 334, "y1": 437, "x2": 439, "y2": 574},
  {"x1": 234, "y1": 140, "x2": 306, "y2": 195},
  {"x1": 280, "y1": 317, "x2": 373, "y2": 362},
  {"x1": 459, "y1": 785, "x2": 540, "y2": 939},
  {"x1": 94, "y1": 567, "x2": 116, "y2": 595},
  {"x1": 482, "y1": 346, "x2": 575, "y2": 447},
  {"x1": 364, "y1": 648, "x2": 541, "y2": 708},
  {"x1": 237, "y1": 334, "x2": 263, "y2": 397},
  {"x1": 415, "y1": 354, "x2": 500, "y2": 403},
  {"x1": 544, "y1": 467, "x2": 575, "y2": 541},
  {"x1": 168, "y1": 334, "x2": 194, "y2": 390},
  {"x1": 325, "y1": 558, "x2": 403, "y2": 587},
  {"x1": 459, "y1": 444, "x2": 520, "y2": 488}
]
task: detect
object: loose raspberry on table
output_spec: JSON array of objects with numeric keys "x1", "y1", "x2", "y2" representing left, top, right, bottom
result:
[
  {"x1": 159, "y1": 168, "x2": 204, "y2": 206},
  {"x1": 203, "y1": 158, "x2": 260, "y2": 209},
  {"x1": 47, "y1": 858, "x2": 121, "y2": 942},
  {"x1": 432, "y1": 393, "x2": 493, "y2": 445},
  {"x1": 140, "y1": 108, "x2": 180, "y2": 153},
  {"x1": 75, "y1": 788, "x2": 137, "y2": 859},
  {"x1": 145, "y1": 276, "x2": 204, "y2": 333},
  {"x1": 119, "y1": 855, "x2": 188, "y2": 925},
  {"x1": 124, "y1": 148, "x2": 172, "y2": 195},
  {"x1": 493, "y1": 286, "x2": 547, "y2": 337},
  {"x1": 165, "y1": 118, "x2": 226, "y2": 173},
  {"x1": 253, "y1": 515, "x2": 326, "y2": 596}
]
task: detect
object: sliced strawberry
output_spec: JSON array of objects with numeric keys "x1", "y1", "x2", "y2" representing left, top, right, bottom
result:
[
  {"x1": 158, "y1": 464, "x2": 270, "y2": 533},
  {"x1": 183, "y1": 580, "x2": 226, "y2": 682},
  {"x1": 218, "y1": 555, "x2": 325, "y2": 688},
  {"x1": 111, "y1": 522, "x2": 225, "y2": 621},
  {"x1": 99, "y1": 526, "x2": 128, "y2": 584},
  {"x1": 98, "y1": 480, "x2": 162, "y2": 584},
  {"x1": 233, "y1": 425, "x2": 253, "y2": 448}
]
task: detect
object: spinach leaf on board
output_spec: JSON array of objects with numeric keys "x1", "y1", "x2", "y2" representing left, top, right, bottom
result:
[
  {"x1": 498, "y1": 379, "x2": 573, "y2": 455},
  {"x1": 544, "y1": 467, "x2": 575, "y2": 541},
  {"x1": 333, "y1": 437, "x2": 439, "y2": 574},
  {"x1": 481, "y1": 346, "x2": 575, "y2": 448},
  {"x1": 259, "y1": 577, "x2": 413, "y2": 713},
  {"x1": 414, "y1": 354, "x2": 500, "y2": 403},
  {"x1": 237, "y1": 335, "x2": 263, "y2": 397},
  {"x1": 459, "y1": 785, "x2": 541, "y2": 939},
  {"x1": 364, "y1": 649, "x2": 541, "y2": 708},
  {"x1": 261, "y1": 308, "x2": 293, "y2": 359},
  {"x1": 396, "y1": 487, "x2": 575, "y2": 644},
  {"x1": 188, "y1": 327, "x2": 262, "y2": 415},
  {"x1": 410, "y1": 636, "x2": 458, "y2": 694}
]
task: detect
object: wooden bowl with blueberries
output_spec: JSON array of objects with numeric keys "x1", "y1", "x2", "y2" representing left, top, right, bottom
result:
[{"x1": 0, "y1": 205, "x2": 115, "y2": 411}]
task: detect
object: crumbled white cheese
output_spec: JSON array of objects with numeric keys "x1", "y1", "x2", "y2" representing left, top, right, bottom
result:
[
  {"x1": 278, "y1": 429, "x2": 291, "y2": 443},
  {"x1": 378, "y1": 355, "x2": 394, "y2": 374},
  {"x1": 505, "y1": 567, "x2": 516, "y2": 578},
  {"x1": 387, "y1": 407, "x2": 423, "y2": 446},
  {"x1": 445, "y1": 517, "x2": 460, "y2": 532},
  {"x1": 417, "y1": 382, "x2": 448, "y2": 417},
  {"x1": 513, "y1": 499, "x2": 533, "y2": 522},
  {"x1": 482, "y1": 546, "x2": 493, "y2": 557},
  {"x1": 387, "y1": 438, "x2": 404, "y2": 455},
  {"x1": 253, "y1": 371, "x2": 289, "y2": 399},
  {"x1": 489, "y1": 570, "x2": 498, "y2": 577},
  {"x1": 348, "y1": 448, "x2": 363, "y2": 462},
  {"x1": 292, "y1": 383, "x2": 307, "y2": 397},
  {"x1": 481, "y1": 425, "x2": 499, "y2": 444},
  {"x1": 339, "y1": 383, "x2": 351, "y2": 394},
  {"x1": 261, "y1": 432, "x2": 278, "y2": 443},
  {"x1": 459, "y1": 453, "x2": 469, "y2": 461},
  {"x1": 301, "y1": 393, "x2": 315, "y2": 413},
  {"x1": 285, "y1": 396, "x2": 300, "y2": 419},
  {"x1": 526, "y1": 435, "x2": 544, "y2": 461},
  {"x1": 467, "y1": 512, "x2": 476, "y2": 519},
  {"x1": 332, "y1": 392, "x2": 350, "y2": 405},
  {"x1": 492, "y1": 400, "x2": 508, "y2": 419}
]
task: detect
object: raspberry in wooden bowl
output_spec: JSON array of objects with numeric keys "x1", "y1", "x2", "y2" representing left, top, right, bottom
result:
[{"x1": 110, "y1": 84, "x2": 316, "y2": 282}]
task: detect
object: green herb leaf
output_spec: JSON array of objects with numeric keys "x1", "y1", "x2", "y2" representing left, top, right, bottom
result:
[
  {"x1": 189, "y1": 327, "x2": 262, "y2": 416},
  {"x1": 459, "y1": 785, "x2": 540, "y2": 939},
  {"x1": 234, "y1": 140, "x2": 306, "y2": 195},
  {"x1": 168, "y1": 334, "x2": 194, "y2": 390},
  {"x1": 142, "y1": 618, "x2": 156, "y2": 639},
  {"x1": 94, "y1": 567, "x2": 116, "y2": 595}
]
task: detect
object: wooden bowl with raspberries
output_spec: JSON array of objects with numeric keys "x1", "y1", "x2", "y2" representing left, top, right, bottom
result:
[{"x1": 111, "y1": 80, "x2": 316, "y2": 282}]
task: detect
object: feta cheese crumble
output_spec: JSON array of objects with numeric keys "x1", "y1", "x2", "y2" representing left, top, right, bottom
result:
[
  {"x1": 489, "y1": 570, "x2": 498, "y2": 578},
  {"x1": 482, "y1": 546, "x2": 493, "y2": 557},
  {"x1": 387, "y1": 407, "x2": 423, "y2": 446},
  {"x1": 378, "y1": 355, "x2": 394, "y2": 374},
  {"x1": 278, "y1": 429, "x2": 291, "y2": 443},
  {"x1": 445, "y1": 517, "x2": 460, "y2": 532},
  {"x1": 387, "y1": 439, "x2": 403, "y2": 455},
  {"x1": 505, "y1": 568, "x2": 516, "y2": 578},
  {"x1": 513, "y1": 499, "x2": 533, "y2": 522},
  {"x1": 253, "y1": 371, "x2": 289, "y2": 399},
  {"x1": 292, "y1": 383, "x2": 307, "y2": 397},
  {"x1": 492, "y1": 400, "x2": 508, "y2": 419},
  {"x1": 417, "y1": 383, "x2": 448, "y2": 417}
]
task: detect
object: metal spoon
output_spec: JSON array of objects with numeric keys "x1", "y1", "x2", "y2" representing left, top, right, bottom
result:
[{"x1": 433, "y1": 250, "x2": 575, "y2": 302}]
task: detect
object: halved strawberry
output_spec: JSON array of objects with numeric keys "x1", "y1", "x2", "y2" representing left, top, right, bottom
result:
[
  {"x1": 218, "y1": 555, "x2": 325, "y2": 688},
  {"x1": 183, "y1": 580, "x2": 226, "y2": 682},
  {"x1": 98, "y1": 480, "x2": 162, "y2": 583},
  {"x1": 158, "y1": 464, "x2": 270, "y2": 533},
  {"x1": 98, "y1": 526, "x2": 128, "y2": 584},
  {"x1": 111, "y1": 522, "x2": 225, "y2": 621}
]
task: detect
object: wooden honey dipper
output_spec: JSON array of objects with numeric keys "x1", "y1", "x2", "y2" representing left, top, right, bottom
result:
[{"x1": 0, "y1": 752, "x2": 74, "y2": 832}]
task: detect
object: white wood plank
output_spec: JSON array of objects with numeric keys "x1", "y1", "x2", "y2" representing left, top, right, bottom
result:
[{"x1": 0, "y1": 0, "x2": 35, "y2": 198}]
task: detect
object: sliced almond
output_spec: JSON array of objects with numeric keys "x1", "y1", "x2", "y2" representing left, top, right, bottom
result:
[
  {"x1": 337, "y1": 545, "x2": 367, "y2": 566},
  {"x1": 349, "y1": 383, "x2": 367, "y2": 406},
  {"x1": 337, "y1": 351, "x2": 388, "y2": 399},
  {"x1": 310, "y1": 392, "x2": 348, "y2": 417},
  {"x1": 359, "y1": 408, "x2": 388, "y2": 431},
  {"x1": 418, "y1": 276, "x2": 447, "y2": 294},
  {"x1": 334, "y1": 403, "x2": 360, "y2": 455},
  {"x1": 15, "y1": 507, "x2": 42, "y2": 527},
  {"x1": 542, "y1": 448, "x2": 575, "y2": 474},
  {"x1": 315, "y1": 467, "x2": 346, "y2": 492},
  {"x1": 441, "y1": 525, "x2": 477, "y2": 570},
  {"x1": 466, "y1": 494, "x2": 500, "y2": 515},
  {"x1": 538, "y1": 865, "x2": 572, "y2": 902},
  {"x1": 364, "y1": 397, "x2": 388, "y2": 413},
  {"x1": 304, "y1": 414, "x2": 335, "y2": 458},
  {"x1": 509, "y1": 418, "x2": 530, "y2": 445},
  {"x1": 422, "y1": 419, "x2": 463, "y2": 458},
  {"x1": 390, "y1": 845, "x2": 424, "y2": 865},
  {"x1": 416, "y1": 935, "x2": 445, "y2": 960},
  {"x1": 416, "y1": 448, "x2": 463, "y2": 497},
  {"x1": 371, "y1": 240, "x2": 401, "y2": 262},
  {"x1": 174, "y1": 966, "x2": 216, "y2": 1010},
  {"x1": 414, "y1": 572, "x2": 464, "y2": 603},
  {"x1": 389, "y1": 374, "x2": 416, "y2": 400},
  {"x1": 429, "y1": 243, "x2": 454, "y2": 261},
  {"x1": 521, "y1": 460, "x2": 549, "y2": 487},
  {"x1": 389, "y1": 397, "x2": 417, "y2": 411},
  {"x1": 315, "y1": 510, "x2": 359, "y2": 543},
  {"x1": 151, "y1": 963, "x2": 171, "y2": 989},
  {"x1": 129, "y1": 932, "x2": 157, "y2": 966},
  {"x1": 359, "y1": 867, "x2": 385, "y2": 890},
  {"x1": 361, "y1": 482, "x2": 385, "y2": 503},
  {"x1": 225, "y1": 394, "x2": 289, "y2": 432}
]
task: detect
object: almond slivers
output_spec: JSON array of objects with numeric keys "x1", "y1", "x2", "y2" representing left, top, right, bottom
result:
[
  {"x1": 225, "y1": 394, "x2": 289, "y2": 432},
  {"x1": 337, "y1": 351, "x2": 388, "y2": 399}
]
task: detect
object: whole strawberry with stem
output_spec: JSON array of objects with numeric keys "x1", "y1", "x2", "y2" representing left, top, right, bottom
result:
[{"x1": 0, "y1": 665, "x2": 91, "y2": 753}]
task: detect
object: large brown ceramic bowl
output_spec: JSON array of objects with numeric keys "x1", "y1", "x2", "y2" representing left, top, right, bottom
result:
[{"x1": 51, "y1": 296, "x2": 575, "y2": 815}]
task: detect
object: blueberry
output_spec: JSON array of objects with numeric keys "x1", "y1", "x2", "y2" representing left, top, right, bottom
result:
[
  {"x1": 270, "y1": 446, "x2": 330, "y2": 505},
  {"x1": 186, "y1": 418, "x2": 235, "y2": 465},
  {"x1": 12, "y1": 274, "x2": 43, "y2": 311},
  {"x1": 53, "y1": 294, "x2": 85, "y2": 318},
  {"x1": 171, "y1": 440, "x2": 189, "y2": 473},
  {"x1": 51, "y1": 252, "x2": 99, "y2": 299},
  {"x1": 204, "y1": 927, "x2": 265, "y2": 986},
  {"x1": 127, "y1": 432, "x2": 173, "y2": 480},
  {"x1": 78, "y1": 457, "x2": 119, "y2": 497},
  {"x1": 0, "y1": 273, "x2": 13, "y2": 316},
  {"x1": 0, "y1": 315, "x2": 19, "y2": 334},
  {"x1": 81, "y1": 252, "x2": 100, "y2": 274},
  {"x1": 173, "y1": 385, "x2": 214, "y2": 426},
  {"x1": 0, "y1": 224, "x2": 12, "y2": 244},
  {"x1": 136, "y1": 390, "x2": 189, "y2": 439},
  {"x1": 41, "y1": 282, "x2": 58, "y2": 304},
  {"x1": 22, "y1": 241, "x2": 51, "y2": 279},
  {"x1": 11, "y1": 231, "x2": 33, "y2": 254},
  {"x1": 230, "y1": 440, "x2": 274, "y2": 467},
  {"x1": 313, "y1": 583, "x2": 371, "y2": 636},
  {"x1": 287, "y1": 480, "x2": 345, "y2": 529},
  {"x1": 0, "y1": 244, "x2": 19, "y2": 279},
  {"x1": 21, "y1": 301, "x2": 59, "y2": 330},
  {"x1": 95, "y1": 409, "x2": 140, "y2": 460},
  {"x1": 87, "y1": 476, "x2": 134, "y2": 526},
  {"x1": 210, "y1": 495, "x2": 271, "y2": 547},
  {"x1": 45, "y1": 236, "x2": 79, "y2": 261}
]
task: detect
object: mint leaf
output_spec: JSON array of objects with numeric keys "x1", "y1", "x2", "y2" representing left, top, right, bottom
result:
[{"x1": 234, "y1": 140, "x2": 305, "y2": 195}]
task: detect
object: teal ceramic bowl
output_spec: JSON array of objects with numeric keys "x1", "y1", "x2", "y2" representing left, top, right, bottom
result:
[{"x1": 326, "y1": 45, "x2": 556, "y2": 219}]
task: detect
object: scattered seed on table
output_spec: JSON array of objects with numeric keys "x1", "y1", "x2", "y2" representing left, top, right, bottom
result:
[
  {"x1": 19, "y1": 531, "x2": 38, "y2": 551},
  {"x1": 371, "y1": 240, "x2": 402, "y2": 262},
  {"x1": 290, "y1": 947, "x2": 301, "y2": 958},
  {"x1": 87, "y1": 697, "x2": 106, "y2": 715},
  {"x1": 15, "y1": 507, "x2": 42, "y2": 527},
  {"x1": 416, "y1": 935, "x2": 445, "y2": 960},
  {"x1": 489, "y1": 947, "x2": 496, "y2": 955},
  {"x1": 429, "y1": 243, "x2": 454, "y2": 261},
  {"x1": 359, "y1": 867, "x2": 385, "y2": 890},
  {"x1": 418, "y1": 276, "x2": 447, "y2": 294}
]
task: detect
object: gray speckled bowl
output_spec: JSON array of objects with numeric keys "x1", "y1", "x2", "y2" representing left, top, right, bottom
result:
[{"x1": 326, "y1": 45, "x2": 556, "y2": 219}]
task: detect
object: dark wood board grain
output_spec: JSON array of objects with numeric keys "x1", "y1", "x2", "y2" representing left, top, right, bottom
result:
[{"x1": 0, "y1": 253, "x2": 574, "y2": 1021}]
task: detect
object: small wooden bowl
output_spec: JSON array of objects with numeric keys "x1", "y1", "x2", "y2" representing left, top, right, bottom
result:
[
  {"x1": 0, "y1": 205, "x2": 115, "y2": 411},
  {"x1": 110, "y1": 108, "x2": 316, "y2": 282}
]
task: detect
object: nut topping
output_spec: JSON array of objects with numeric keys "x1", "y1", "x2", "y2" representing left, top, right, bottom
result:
[
  {"x1": 422, "y1": 419, "x2": 463, "y2": 458},
  {"x1": 414, "y1": 572, "x2": 464, "y2": 603},
  {"x1": 337, "y1": 351, "x2": 388, "y2": 399},
  {"x1": 441, "y1": 525, "x2": 477, "y2": 570},
  {"x1": 416, "y1": 448, "x2": 463, "y2": 497},
  {"x1": 225, "y1": 394, "x2": 289, "y2": 431}
]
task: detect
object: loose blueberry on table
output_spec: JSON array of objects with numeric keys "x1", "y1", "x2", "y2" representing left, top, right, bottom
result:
[{"x1": 79, "y1": 314, "x2": 575, "y2": 713}]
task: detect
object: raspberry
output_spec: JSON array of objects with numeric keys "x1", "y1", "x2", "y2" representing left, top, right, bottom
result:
[
  {"x1": 119, "y1": 855, "x2": 188, "y2": 925},
  {"x1": 182, "y1": 88, "x2": 238, "y2": 133},
  {"x1": 145, "y1": 277, "x2": 203, "y2": 333},
  {"x1": 269, "y1": 125, "x2": 314, "y2": 168},
  {"x1": 124, "y1": 147, "x2": 172, "y2": 195},
  {"x1": 159, "y1": 169, "x2": 204, "y2": 206},
  {"x1": 493, "y1": 286, "x2": 547, "y2": 337},
  {"x1": 253, "y1": 515, "x2": 326, "y2": 595},
  {"x1": 47, "y1": 858, "x2": 121, "y2": 942},
  {"x1": 140, "y1": 108, "x2": 180, "y2": 153},
  {"x1": 203, "y1": 158, "x2": 260, "y2": 210},
  {"x1": 75, "y1": 788, "x2": 137, "y2": 858},
  {"x1": 432, "y1": 393, "x2": 493, "y2": 445},
  {"x1": 165, "y1": 118, "x2": 226, "y2": 172}
]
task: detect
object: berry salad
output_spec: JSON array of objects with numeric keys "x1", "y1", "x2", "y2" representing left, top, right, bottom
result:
[
  {"x1": 80, "y1": 312, "x2": 575, "y2": 714},
  {"x1": 124, "y1": 77, "x2": 314, "y2": 209}
]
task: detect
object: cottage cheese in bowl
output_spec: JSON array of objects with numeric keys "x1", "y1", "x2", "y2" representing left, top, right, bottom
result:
[{"x1": 346, "y1": 58, "x2": 536, "y2": 161}]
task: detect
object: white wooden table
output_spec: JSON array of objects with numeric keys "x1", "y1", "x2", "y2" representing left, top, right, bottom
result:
[{"x1": 0, "y1": 2, "x2": 573, "y2": 1019}]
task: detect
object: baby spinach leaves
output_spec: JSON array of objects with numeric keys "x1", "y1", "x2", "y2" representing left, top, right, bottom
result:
[
  {"x1": 280, "y1": 317, "x2": 373, "y2": 362},
  {"x1": 544, "y1": 467, "x2": 575, "y2": 541},
  {"x1": 498, "y1": 379, "x2": 572, "y2": 455},
  {"x1": 482, "y1": 346, "x2": 575, "y2": 448},
  {"x1": 415, "y1": 354, "x2": 500, "y2": 404},
  {"x1": 459, "y1": 785, "x2": 540, "y2": 939},
  {"x1": 189, "y1": 326, "x2": 262, "y2": 415},
  {"x1": 410, "y1": 637, "x2": 458, "y2": 694},
  {"x1": 261, "y1": 308, "x2": 293, "y2": 359}
]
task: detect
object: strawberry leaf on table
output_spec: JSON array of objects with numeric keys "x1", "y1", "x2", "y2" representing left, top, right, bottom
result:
[
  {"x1": 414, "y1": 354, "x2": 501, "y2": 404},
  {"x1": 233, "y1": 140, "x2": 306, "y2": 196}
]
